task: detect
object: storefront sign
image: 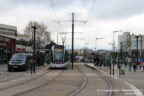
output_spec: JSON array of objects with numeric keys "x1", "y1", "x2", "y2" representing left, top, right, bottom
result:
[
  {"x1": 0, "y1": 36, "x2": 10, "y2": 42},
  {"x1": 0, "y1": 35, "x2": 12, "y2": 48},
  {"x1": 0, "y1": 43, "x2": 6, "y2": 47}
]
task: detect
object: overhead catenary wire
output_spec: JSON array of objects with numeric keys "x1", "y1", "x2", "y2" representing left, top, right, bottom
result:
[
  {"x1": 49, "y1": 0, "x2": 64, "y2": 31},
  {"x1": 85, "y1": 0, "x2": 96, "y2": 21}
]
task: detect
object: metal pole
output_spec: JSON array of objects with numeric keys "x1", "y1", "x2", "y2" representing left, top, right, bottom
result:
[
  {"x1": 110, "y1": 62, "x2": 111, "y2": 75},
  {"x1": 57, "y1": 33, "x2": 58, "y2": 45},
  {"x1": 113, "y1": 32, "x2": 115, "y2": 76},
  {"x1": 72, "y1": 13, "x2": 74, "y2": 69},
  {"x1": 137, "y1": 37, "x2": 138, "y2": 67},
  {"x1": 119, "y1": 42, "x2": 123, "y2": 77},
  {"x1": 95, "y1": 38, "x2": 96, "y2": 52},
  {"x1": 113, "y1": 32, "x2": 115, "y2": 52},
  {"x1": 113, "y1": 58, "x2": 114, "y2": 76},
  {"x1": 140, "y1": 35, "x2": 143, "y2": 57},
  {"x1": 136, "y1": 36, "x2": 140, "y2": 67},
  {"x1": 32, "y1": 26, "x2": 37, "y2": 74}
]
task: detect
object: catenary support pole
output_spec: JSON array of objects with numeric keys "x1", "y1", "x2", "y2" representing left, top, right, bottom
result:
[
  {"x1": 72, "y1": 13, "x2": 74, "y2": 69},
  {"x1": 32, "y1": 26, "x2": 37, "y2": 74}
]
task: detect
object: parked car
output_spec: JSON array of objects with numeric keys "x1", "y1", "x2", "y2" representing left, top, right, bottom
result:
[{"x1": 8, "y1": 53, "x2": 33, "y2": 71}]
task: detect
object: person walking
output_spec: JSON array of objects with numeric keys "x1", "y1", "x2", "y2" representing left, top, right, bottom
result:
[
  {"x1": 37, "y1": 56, "x2": 40, "y2": 66},
  {"x1": 132, "y1": 56, "x2": 137, "y2": 72},
  {"x1": 94, "y1": 56, "x2": 96, "y2": 66},
  {"x1": 127, "y1": 56, "x2": 132, "y2": 71}
]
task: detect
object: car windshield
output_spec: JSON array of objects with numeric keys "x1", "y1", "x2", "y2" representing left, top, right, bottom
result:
[{"x1": 11, "y1": 54, "x2": 27, "y2": 61}]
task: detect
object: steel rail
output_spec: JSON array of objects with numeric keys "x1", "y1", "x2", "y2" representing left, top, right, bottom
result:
[
  {"x1": 70, "y1": 67, "x2": 87, "y2": 96},
  {"x1": 85, "y1": 64, "x2": 113, "y2": 96},
  {"x1": 97, "y1": 72, "x2": 113, "y2": 96},
  {"x1": 0, "y1": 69, "x2": 53, "y2": 91},
  {"x1": 13, "y1": 70, "x2": 65, "y2": 96}
]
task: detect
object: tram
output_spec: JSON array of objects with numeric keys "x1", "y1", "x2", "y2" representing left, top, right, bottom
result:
[{"x1": 49, "y1": 45, "x2": 70, "y2": 68}]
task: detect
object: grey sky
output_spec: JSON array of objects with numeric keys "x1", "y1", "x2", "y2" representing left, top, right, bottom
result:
[{"x1": 0, "y1": 0, "x2": 144, "y2": 50}]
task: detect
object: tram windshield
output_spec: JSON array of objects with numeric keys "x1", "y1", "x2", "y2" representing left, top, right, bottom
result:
[{"x1": 54, "y1": 49, "x2": 64, "y2": 61}]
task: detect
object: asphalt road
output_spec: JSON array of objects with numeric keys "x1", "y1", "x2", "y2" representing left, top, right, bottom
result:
[{"x1": 0, "y1": 64, "x2": 45, "y2": 82}]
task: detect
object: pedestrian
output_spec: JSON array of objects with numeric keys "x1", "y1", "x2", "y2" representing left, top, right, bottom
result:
[
  {"x1": 124, "y1": 58, "x2": 127, "y2": 68},
  {"x1": 37, "y1": 56, "x2": 40, "y2": 66},
  {"x1": 96, "y1": 56, "x2": 100, "y2": 66},
  {"x1": 127, "y1": 56, "x2": 132, "y2": 71},
  {"x1": 132, "y1": 56, "x2": 137, "y2": 72},
  {"x1": 94, "y1": 56, "x2": 96, "y2": 66},
  {"x1": 112, "y1": 57, "x2": 116, "y2": 65}
]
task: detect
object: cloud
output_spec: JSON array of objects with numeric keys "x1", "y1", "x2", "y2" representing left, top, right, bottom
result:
[
  {"x1": 0, "y1": 0, "x2": 144, "y2": 50},
  {"x1": 92, "y1": 0, "x2": 144, "y2": 20}
]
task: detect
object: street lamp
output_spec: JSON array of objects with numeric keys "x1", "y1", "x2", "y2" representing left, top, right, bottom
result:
[
  {"x1": 95, "y1": 38, "x2": 103, "y2": 51},
  {"x1": 108, "y1": 43, "x2": 117, "y2": 76},
  {"x1": 32, "y1": 26, "x2": 37, "y2": 74},
  {"x1": 113, "y1": 30, "x2": 122, "y2": 52},
  {"x1": 84, "y1": 42, "x2": 89, "y2": 59},
  {"x1": 135, "y1": 35, "x2": 140, "y2": 67}
]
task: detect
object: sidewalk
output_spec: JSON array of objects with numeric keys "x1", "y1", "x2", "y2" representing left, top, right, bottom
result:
[{"x1": 94, "y1": 63, "x2": 144, "y2": 95}]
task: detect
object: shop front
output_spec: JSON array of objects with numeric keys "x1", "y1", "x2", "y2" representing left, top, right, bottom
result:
[{"x1": 0, "y1": 35, "x2": 16, "y2": 63}]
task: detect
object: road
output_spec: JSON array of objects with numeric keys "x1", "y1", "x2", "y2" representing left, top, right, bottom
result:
[{"x1": 0, "y1": 64, "x2": 45, "y2": 82}]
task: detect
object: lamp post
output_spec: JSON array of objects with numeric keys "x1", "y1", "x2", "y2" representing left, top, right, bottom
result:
[
  {"x1": 108, "y1": 43, "x2": 115, "y2": 76},
  {"x1": 135, "y1": 35, "x2": 140, "y2": 67},
  {"x1": 113, "y1": 30, "x2": 122, "y2": 52},
  {"x1": 57, "y1": 32, "x2": 59, "y2": 45},
  {"x1": 95, "y1": 38, "x2": 103, "y2": 51},
  {"x1": 84, "y1": 42, "x2": 89, "y2": 59},
  {"x1": 119, "y1": 42, "x2": 123, "y2": 77},
  {"x1": 32, "y1": 26, "x2": 37, "y2": 74}
]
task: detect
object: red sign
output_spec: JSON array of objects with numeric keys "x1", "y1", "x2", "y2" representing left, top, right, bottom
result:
[
  {"x1": 16, "y1": 48, "x2": 26, "y2": 52},
  {"x1": 0, "y1": 35, "x2": 12, "y2": 48}
]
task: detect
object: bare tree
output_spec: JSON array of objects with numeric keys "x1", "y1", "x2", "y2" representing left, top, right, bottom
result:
[{"x1": 24, "y1": 21, "x2": 51, "y2": 48}]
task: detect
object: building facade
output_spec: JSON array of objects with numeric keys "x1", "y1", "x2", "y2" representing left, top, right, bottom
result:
[
  {"x1": 118, "y1": 32, "x2": 144, "y2": 57},
  {"x1": 0, "y1": 24, "x2": 17, "y2": 63},
  {"x1": 0, "y1": 24, "x2": 17, "y2": 36}
]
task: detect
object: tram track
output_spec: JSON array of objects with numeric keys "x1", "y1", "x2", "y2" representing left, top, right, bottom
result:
[
  {"x1": 11, "y1": 65, "x2": 84, "y2": 96},
  {"x1": 71, "y1": 64, "x2": 112, "y2": 96},
  {"x1": 12, "y1": 69, "x2": 65, "y2": 96},
  {"x1": 85, "y1": 64, "x2": 113, "y2": 96},
  {"x1": 69, "y1": 65, "x2": 87, "y2": 96},
  {"x1": 0, "y1": 69, "x2": 53, "y2": 91},
  {"x1": 95, "y1": 68, "x2": 113, "y2": 96}
]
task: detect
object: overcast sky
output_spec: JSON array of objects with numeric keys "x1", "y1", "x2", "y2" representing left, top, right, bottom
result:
[{"x1": 0, "y1": 0, "x2": 144, "y2": 50}]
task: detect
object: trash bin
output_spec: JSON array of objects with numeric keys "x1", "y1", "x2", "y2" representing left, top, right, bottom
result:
[{"x1": 120, "y1": 66, "x2": 125, "y2": 75}]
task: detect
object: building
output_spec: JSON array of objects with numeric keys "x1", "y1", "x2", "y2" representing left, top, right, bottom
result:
[
  {"x1": 0, "y1": 24, "x2": 17, "y2": 36},
  {"x1": 16, "y1": 34, "x2": 32, "y2": 53},
  {"x1": 118, "y1": 32, "x2": 144, "y2": 57},
  {"x1": 0, "y1": 35, "x2": 16, "y2": 63},
  {"x1": 0, "y1": 24, "x2": 17, "y2": 63}
]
